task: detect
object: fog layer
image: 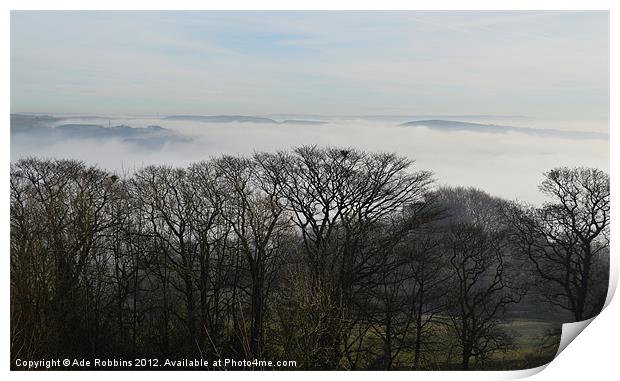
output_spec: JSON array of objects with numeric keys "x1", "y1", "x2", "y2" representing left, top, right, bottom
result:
[{"x1": 10, "y1": 114, "x2": 609, "y2": 205}]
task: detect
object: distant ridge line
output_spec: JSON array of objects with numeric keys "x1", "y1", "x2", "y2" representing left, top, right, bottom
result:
[{"x1": 400, "y1": 119, "x2": 608, "y2": 140}]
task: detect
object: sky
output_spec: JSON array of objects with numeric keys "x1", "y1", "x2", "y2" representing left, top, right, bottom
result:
[
  {"x1": 9, "y1": 11, "x2": 610, "y2": 204},
  {"x1": 11, "y1": 11, "x2": 609, "y2": 122}
]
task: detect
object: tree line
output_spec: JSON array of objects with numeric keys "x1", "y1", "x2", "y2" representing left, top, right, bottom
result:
[{"x1": 10, "y1": 146, "x2": 609, "y2": 370}]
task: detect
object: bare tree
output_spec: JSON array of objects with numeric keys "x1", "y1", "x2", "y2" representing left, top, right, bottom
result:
[
  {"x1": 12, "y1": 154, "x2": 593, "y2": 370},
  {"x1": 444, "y1": 223, "x2": 524, "y2": 370},
  {"x1": 187, "y1": 161, "x2": 232, "y2": 357},
  {"x1": 504, "y1": 167, "x2": 610, "y2": 321},
  {"x1": 131, "y1": 166, "x2": 202, "y2": 355},
  {"x1": 405, "y1": 223, "x2": 450, "y2": 369},
  {"x1": 11, "y1": 158, "x2": 119, "y2": 358},
  {"x1": 213, "y1": 156, "x2": 290, "y2": 359},
  {"x1": 257, "y1": 146, "x2": 434, "y2": 368}
]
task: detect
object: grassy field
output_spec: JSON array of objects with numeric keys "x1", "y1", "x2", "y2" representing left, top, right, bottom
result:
[{"x1": 331, "y1": 318, "x2": 563, "y2": 370}]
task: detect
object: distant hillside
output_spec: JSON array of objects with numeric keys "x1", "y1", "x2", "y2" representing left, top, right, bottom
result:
[
  {"x1": 10, "y1": 114, "x2": 63, "y2": 129},
  {"x1": 11, "y1": 114, "x2": 192, "y2": 149},
  {"x1": 280, "y1": 119, "x2": 328, "y2": 125},
  {"x1": 400, "y1": 119, "x2": 608, "y2": 140},
  {"x1": 163, "y1": 115, "x2": 279, "y2": 124},
  {"x1": 163, "y1": 115, "x2": 329, "y2": 125}
]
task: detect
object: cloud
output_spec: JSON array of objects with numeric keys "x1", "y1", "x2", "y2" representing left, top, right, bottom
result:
[
  {"x1": 10, "y1": 11, "x2": 609, "y2": 119},
  {"x1": 400, "y1": 119, "x2": 609, "y2": 140},
  {"x1": 10, "y1": 114, "x2": 609, "y2": 205}
]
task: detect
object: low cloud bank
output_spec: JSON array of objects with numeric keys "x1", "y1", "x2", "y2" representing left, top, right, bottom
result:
[{"x1": 10, "y1": 113, "x2": 609, "y2": 204}]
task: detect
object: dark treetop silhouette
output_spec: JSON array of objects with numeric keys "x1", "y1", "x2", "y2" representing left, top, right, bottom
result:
[{"x1": 10, "y1": 147, "x2": 609, "y2": 370}]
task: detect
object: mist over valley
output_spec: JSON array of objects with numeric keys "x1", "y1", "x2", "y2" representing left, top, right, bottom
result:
[{"x1": 10, "y1": 112, "x2": 609, "y2": 204}]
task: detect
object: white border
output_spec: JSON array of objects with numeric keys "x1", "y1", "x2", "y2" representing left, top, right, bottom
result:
[{"x1": 2, "y1": 1, "x2": 617, "y2": 380}]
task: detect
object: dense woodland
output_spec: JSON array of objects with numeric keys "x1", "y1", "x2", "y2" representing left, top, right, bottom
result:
[{"x1": 10, "y1": 146, "x2": 609, "y2": 370}]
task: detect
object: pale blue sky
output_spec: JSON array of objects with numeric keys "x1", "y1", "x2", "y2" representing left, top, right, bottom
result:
[{"x1": 11, "y1": 11, "x2": 609, "y2": 120}]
